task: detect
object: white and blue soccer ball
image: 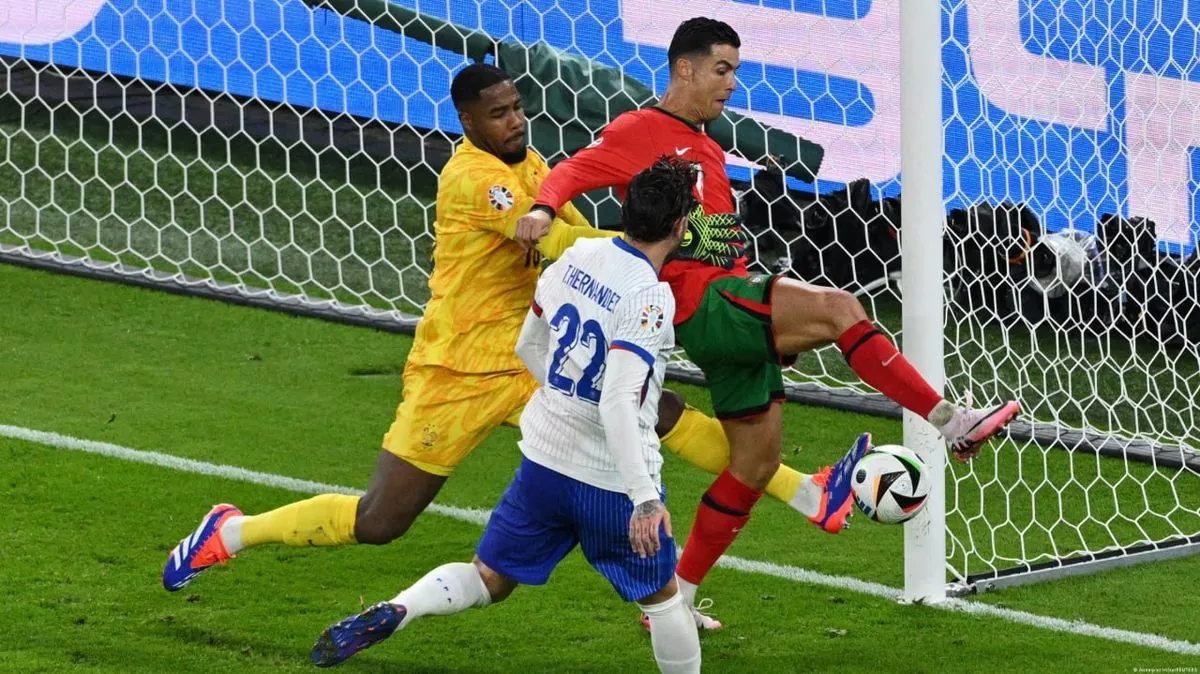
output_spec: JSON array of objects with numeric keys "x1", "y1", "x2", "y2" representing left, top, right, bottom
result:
[{"x1": 851, "y1": 444, "x2": 930, "y2": 524}]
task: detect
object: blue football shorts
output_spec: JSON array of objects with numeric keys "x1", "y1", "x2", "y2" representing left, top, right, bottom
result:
[{"x1": 476, "y1": 457, "x2": 676, "y2": 603}]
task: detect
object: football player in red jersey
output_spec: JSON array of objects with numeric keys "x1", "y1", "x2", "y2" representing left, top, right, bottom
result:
[{"x1": 514, "y1": 16, "x2": 1020, "y2": 621}]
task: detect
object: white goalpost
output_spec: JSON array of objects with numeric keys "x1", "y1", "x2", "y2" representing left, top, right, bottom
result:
[
  {"x1": 899, "y1": 0, "x2": 947, "y2": 604},
  {"x1": 0, "y1": 0, "x2": 1197, "y2": 597}
]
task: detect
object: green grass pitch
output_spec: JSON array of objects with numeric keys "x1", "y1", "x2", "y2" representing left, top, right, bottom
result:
[{"x1": 2, "y1": 263, "x2": 1199, "y2": 672}]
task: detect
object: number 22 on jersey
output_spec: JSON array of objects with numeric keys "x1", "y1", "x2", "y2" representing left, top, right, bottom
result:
[{"x1": 546, "y1": 303, "x2": 607, "y2": 404}]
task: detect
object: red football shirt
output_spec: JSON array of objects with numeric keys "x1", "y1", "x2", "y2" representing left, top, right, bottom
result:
[{"x1": 534, "y1": 107, "x2": 747, "y2": 324}]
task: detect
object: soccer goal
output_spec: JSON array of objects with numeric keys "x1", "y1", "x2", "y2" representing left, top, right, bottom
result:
[{"x1": 0, "y1": 0, "x2": 1196, "y2": 601}]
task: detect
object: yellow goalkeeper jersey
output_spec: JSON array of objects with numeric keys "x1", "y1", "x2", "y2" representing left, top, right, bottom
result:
[{"x1": 406, "y1": 137, "x2": 616, "y2": 374}]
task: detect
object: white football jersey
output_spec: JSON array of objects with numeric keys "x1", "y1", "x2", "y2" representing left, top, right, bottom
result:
[{"x1": 519, "y1": 237, "x2": 676, "y2": 495}]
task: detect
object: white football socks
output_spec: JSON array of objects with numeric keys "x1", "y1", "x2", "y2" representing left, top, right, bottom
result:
[
  {"x1": 676, "y1": 576, "x2": 699, "y2": 608},
  {"x1": 928, "y1": 399, "x2": 956, "y2": 433},
  {"x1": 789, "y1": 478, "x2": 823, "y2": 518},
  {"x1": 389, "y1": 562, "x2": 492, "y2": 628},
  {"x1": 638, "y1": 592, "x2": 701, "y2": 674},
  {"x1": 218, "y1": 516, "x2": 245, "y2": 555}
]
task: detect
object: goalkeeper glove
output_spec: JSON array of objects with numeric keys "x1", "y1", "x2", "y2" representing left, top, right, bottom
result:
[{"x1": 672, "y1": 205, "x2": 749, "y2": 270}]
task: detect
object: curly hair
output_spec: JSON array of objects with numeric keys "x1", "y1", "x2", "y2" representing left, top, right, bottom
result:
[{"x1": 621, "y1": 156, "x2": 698, "y2": 243}]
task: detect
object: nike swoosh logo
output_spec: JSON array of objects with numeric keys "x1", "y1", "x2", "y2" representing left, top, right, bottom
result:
[
  {"x1": 882, "y1": 353, "x2": 899, "y2": 367},
  {"x1": 675, "y1": 147, "x2": 690, "y2": 156}
]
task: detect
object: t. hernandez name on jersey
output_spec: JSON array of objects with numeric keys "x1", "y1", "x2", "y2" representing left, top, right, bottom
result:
[{"x1": 561, "y1": 263, "x2": 622, "y2": 313}]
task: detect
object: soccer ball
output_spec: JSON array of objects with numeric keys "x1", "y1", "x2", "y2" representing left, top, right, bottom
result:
[
  {"x1": 851, "y1": 445, "x2": 930, "y2": 524},
  {"x1": 1029, "y1": 231, "x2": 1091, "y2": 299}
]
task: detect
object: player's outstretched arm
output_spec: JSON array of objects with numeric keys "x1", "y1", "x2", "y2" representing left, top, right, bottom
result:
[
  {"x1": 534, "y1": 217, "x2": 617, "y2": 260},
  {"x1": 462, "y1": 162, "x2": 611, "y2": 259},
  {"x1": 516, "y1": 115, "x2": 655, "y2": 249}
]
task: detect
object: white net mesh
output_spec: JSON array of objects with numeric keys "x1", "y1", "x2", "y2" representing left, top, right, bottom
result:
[
  {"x1": 0, "y1": 0, "x2": 1197, "y2": 587},
  {"x1": 935, "y1": 0, "x2": 1200, "y2": 583}
]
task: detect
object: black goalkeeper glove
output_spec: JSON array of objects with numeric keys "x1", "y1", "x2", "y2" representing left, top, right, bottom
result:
[{"x1": 672, "y1": 205, "x2": 749, "y2": 270}]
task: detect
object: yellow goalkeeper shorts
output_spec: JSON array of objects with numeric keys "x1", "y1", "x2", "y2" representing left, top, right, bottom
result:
[{"x1": 382, "y1": 364, "x2": 538, "y2": 476}]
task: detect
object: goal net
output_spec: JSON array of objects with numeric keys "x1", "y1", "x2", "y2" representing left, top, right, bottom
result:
[{"x1": 1, "y1": 0, "x2": 1197, "y2": 594}]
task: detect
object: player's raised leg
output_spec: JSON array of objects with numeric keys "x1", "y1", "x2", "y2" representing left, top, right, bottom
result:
[
  {"x1": 663, "y1": 266, "x2": 809, "y2": 607},
  {"x1": 667, "y1": 269, "x2": 883, "y2": 608},
  {"x1": 768, "y1": 276, "x2": 1021, "y2": 460}
]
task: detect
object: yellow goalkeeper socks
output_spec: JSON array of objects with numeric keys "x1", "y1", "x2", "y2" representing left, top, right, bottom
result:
[
  {"x1": 223, "y1": 494, "x2": 360, "y2": 552},
  {"x1": 660, "y1": 405, "x2": 807, "y2": 504},
  {"x1": 767, "y1": 464, "x2": 807, "y2": 509},
  {"x1": 661, "y1": 405, "x2": 732, "y2": 475}
]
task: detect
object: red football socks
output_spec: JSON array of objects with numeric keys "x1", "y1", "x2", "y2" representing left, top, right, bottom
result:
[
  {"x1": 836, "y1": 320, "x2": 943, "y2": 419},
  {"x1": 676, "y1": 470, "x2": 763, "y2": 586}
]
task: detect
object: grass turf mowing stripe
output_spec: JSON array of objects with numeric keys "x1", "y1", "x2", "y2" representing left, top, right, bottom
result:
[{"x1": 5, "y1": 421, "x2": 1199, "y2": 658}]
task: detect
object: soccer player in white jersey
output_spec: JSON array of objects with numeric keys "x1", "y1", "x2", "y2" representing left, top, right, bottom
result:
[{"x1": 309, "y1": 157, "x2": 703, "y2": 672}]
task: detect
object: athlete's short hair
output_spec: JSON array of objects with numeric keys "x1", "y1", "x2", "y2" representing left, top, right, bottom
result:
[
  {"x1": 621, "y1": 156, "x2": 697, "y2": 243},
  {"x1": 667, "y1": 17, "x2": 741, "y2": 71},
  {"x1": 450, "y1": 63, "x2": 512, "y2": 110}
]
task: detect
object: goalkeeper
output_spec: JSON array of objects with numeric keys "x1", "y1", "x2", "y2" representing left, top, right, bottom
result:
[{"x1": 162, "y1": 63, "x2": 804, "y2": 627}]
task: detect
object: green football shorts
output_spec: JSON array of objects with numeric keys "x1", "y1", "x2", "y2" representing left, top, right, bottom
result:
[{"x1": 674, "y1": 273, "x2": 795, "y2": 419}]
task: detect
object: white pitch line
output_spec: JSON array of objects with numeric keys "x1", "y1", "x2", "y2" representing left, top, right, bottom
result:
[{"x1": 3, "y1": 423, "x2": 1199, "y2": 657}]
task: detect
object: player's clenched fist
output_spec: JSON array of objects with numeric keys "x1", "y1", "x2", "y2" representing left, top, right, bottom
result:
[
  {"x1": 629, "y1": 498, "x2": 673, "y2": 558},
  {"x1": 515, "y1": 208, "x2": 553, "y2": 250}
]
